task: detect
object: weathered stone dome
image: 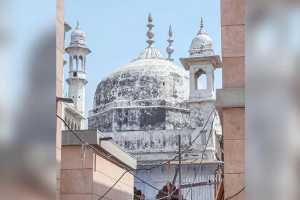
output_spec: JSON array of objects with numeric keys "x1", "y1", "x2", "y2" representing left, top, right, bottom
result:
[
  {"x1": 189, "y1": 19, "x2": 214, "y2": 57},
  {"x1": 89, "y1": 47, "x2": 190, "y2": 132},
  {"x1": 70, "y1": 22, "x2": 87, "y2": 47},
  {"x1": 94, "y1": 54, "x2": 188, "y2": 107},
  {"x1": 190, "y1": 34, "x2": 213, "y2": 54}
]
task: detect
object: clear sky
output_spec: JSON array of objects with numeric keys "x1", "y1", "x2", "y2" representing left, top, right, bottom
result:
[
  {"x1": 6, "y1": 0, "x2": 54, "y2": 105},
  {"x1": 64, "y1": 0, "x2": 222, "y2": 115}
]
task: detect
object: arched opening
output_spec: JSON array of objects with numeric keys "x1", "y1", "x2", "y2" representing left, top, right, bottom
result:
[
  {"x1": 74, "y1": 55, "x2": 78, "y2": 70},
  {"x1": 195, "y1": 69, "x2": 207, "y2": 90},
  {"x1": 79, "y1": 55, "x2": 83, "y2": 71},
  {"x1": 69, "y1": 56, "x2": 73, "y2": 71},
  {"x1": 197, "y1": 75, "x2": 207, "y2": 90}
]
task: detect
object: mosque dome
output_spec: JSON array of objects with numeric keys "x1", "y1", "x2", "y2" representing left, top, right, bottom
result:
[
  {"x1": 189, "y1": 18, "x2": 214, "y2": 57},
  {"x1": 90, "y1": 46, "x2": 190, "y2": 131},
  {"x1": 89, "y1": 14, "x2": 190, "y2": 132},
  {"x1": 93, "y1": 47, "x2": 188, "y2": 109}
]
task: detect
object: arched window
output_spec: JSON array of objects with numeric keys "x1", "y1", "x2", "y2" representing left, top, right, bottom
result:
[
  {"x1": 69, "y1": 56, "x2": 73, "y2": 71},
  {"x1": 79, "y1": 55, "x2": 83, "y2": 71},
  {"x1": 195, "y1": 69, "x2": 207, "y2": 90},
  {"x1": 74, "y1": 56, "x2": 78, "y2": 70}
]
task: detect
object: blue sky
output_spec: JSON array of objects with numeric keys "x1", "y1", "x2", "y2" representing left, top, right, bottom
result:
[
  {"x1": 7, "y1": 1, "x2": 54, "y2": 105},
  {"x1": 64, "y1": 0, "x2": 222, "y2": 114},
  {"x1": 1, "y1": 1, "x2": 55, "y2": 140}
]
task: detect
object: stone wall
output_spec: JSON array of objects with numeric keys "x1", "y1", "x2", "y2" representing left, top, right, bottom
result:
[
  {"x1": 89, "y1": 107, "x2": 190, "y2": 132},
  {"x1": 56, "y1": 0, "x2": 64, "y2": 199},
  {"x1": 220, "y1": 0, "x2": 245, "y2": 199},
  {"x1": 61, "y1": 145, "x2": 135, "y2": 200},
  {"x1": 101, "y1": 121, "x2": 219, "y2": 163}
]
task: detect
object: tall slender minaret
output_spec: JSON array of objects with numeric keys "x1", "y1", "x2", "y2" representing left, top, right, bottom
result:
[{"x1": 65, "y1": 21, "x2": 91, "y2": 114}]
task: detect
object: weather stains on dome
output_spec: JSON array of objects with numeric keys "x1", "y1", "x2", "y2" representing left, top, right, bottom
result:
[{"x1": 189, "y1": 17, "x2": 215, "y2": 57}]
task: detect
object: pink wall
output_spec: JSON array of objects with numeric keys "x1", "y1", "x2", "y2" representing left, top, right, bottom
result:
[
  {"x1": 56, "y1": 0, "x2": 64, "y2": 199},
  {"x1": 221, "y1": 0, "x2": 245, "y2": 199},
  {"x1": 60, "y1": 146, "x2": 134, "y2": 200}
]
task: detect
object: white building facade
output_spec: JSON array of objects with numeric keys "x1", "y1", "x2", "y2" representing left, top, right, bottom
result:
[{"x1": 87, "y1": 15, "x2": 222, "y2": 200}]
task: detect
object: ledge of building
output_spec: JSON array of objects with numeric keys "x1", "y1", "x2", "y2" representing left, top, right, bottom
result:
[
  {"x1": 62, "y1": 129, "x2": 137, "y2": 170},
  {"x1": 180, "y1": 55, "x2": 222, "y2": 70},
  {"x1": 63, "y1": 102, "x2": 86, "y2": 119},
  {"x1": 216, "y1": 88, "x2": 245, "y2": 108}
]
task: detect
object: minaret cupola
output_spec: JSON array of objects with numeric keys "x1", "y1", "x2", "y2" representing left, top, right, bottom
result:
[
  {"x1": 65, "y1": 21, "x2": 91, "y2": 114},
  {"x1": 180, "y1": 18, "x2": 221, "y2": 102}
]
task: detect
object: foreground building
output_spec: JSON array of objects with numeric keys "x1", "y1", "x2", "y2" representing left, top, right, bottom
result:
[
  {"x1": 61, "y1": 130, "x2": 137, "y2": 200},
  {"x1": 87, "y1": 15, "x2": 223, "y2": 200},
  {"x1": 216, "y1": 0, "x2": 245, "y2": 199}
]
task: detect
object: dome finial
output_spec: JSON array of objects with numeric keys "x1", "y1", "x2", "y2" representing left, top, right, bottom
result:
[
  {"x1": 76, "y1": 20, "x2": 80, "y2": 29},
  {"x1": 146, "y1": 13, "x2": 154, "y2": 47},
  {"x1": 166, "y1": 25, "x2": 174, "y2": 61},
  {"x1": 189, "y1": 17, "x2": 214, "y2": 57},
  {"x1": 198, "y1": 17, "x2": 204, "y2": 35}
]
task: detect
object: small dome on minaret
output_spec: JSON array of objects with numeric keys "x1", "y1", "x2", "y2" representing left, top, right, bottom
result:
[
  {"x1": 70, "y1": 21, "x2": 88, "y2": 48},
  {"x1": 189, "y1": 18, "x2": 214, "y2": 57},
  {"x1": 66, "y1": 21, "x2": 91, "y2": 55}
]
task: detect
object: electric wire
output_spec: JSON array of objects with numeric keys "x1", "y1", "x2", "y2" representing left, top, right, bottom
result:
[
  {"x1": 98, "y1": 170, "x2": 129, "y2": 200},
  {"x1": 137, "y1": 108, "x2": 216, "y2": 171},
  {"x1": 56, "y1": 113, "x2": 169, "y2": 200},
  {"x1": 225, "y1": 186, "x2": 245, "y2": 200},
  {"x1": 183, "y1": 111, "x2": 217, "y2": 199},
  {"x1": 57, "y1": 107, "x2": 217, "y2": 200}
]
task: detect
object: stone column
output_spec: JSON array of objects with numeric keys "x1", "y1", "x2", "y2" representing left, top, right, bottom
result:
[
  {"x1": 216, "y1": 0, "x2": 245, "y2": 199},
  {"x1": 207, "y1": 69, "x2": 213, "y2": 93},
  {"x1": 190, "y1": 69, "x2": 196, "y2": 93},
  {"x1": 56, "y1": 0, "x2": 64, "y2": 199}
]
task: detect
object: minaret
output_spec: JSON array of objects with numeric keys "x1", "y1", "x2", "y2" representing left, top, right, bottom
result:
[
  {"x1": 65, "y1": 21, "x2": 91, "y2": 114},
  {"x1": 180, "y1": 18, "x2": 221, "y2": 102}
]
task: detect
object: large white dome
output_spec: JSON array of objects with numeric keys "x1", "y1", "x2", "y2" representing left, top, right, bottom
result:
[
  {"x1": 93, "y1": 47, "x2": 189, "y2": 109},
  {"x1": 88, "y1": 14, "x2": 192, "y2": 132},
  {"x1": 89, "y1": 46, "x2": 190, "y2": 132}
]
